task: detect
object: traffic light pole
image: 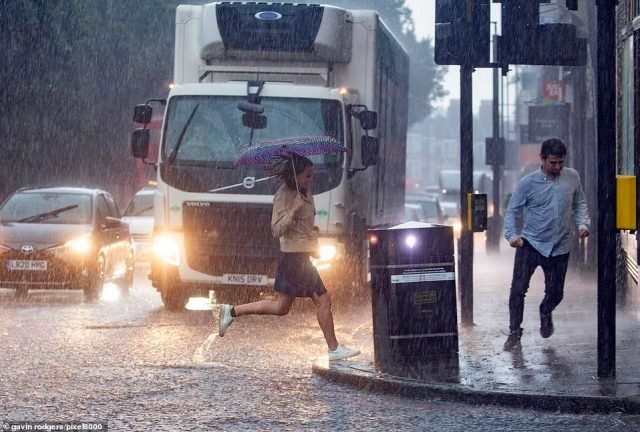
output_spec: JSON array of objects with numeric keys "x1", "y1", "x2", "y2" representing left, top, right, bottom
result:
[
  {"x1": 460, "y1": 63, "x2": 474, "y2": 327},
  {"x1": 596, "y1": 0, "x2": 617, "y2": 379},
  {"x1": 486, "y1": 31, "x2": 502, "y2": 252},
  {"x1": 435, "y1": 0, "x2": 490, "y2": 328}
]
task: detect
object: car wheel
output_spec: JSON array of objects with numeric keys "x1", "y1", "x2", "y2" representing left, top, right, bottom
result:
[{"x1": 84, "y1": 255, "x2": 105, "y2": 302}]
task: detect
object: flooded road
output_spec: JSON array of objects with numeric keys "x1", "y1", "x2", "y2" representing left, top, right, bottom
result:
[{"x1": 1, "y1": 265, "x2": 639, "y2": 431}]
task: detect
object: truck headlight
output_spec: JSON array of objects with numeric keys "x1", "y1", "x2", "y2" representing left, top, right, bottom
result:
[
  {"x1": 318, "y1": 244, "x2": 338, "y2": 261},
  {"x1": 153, "y1": 233, "x2": 180, "y2": 266},
  {"x1": 64, "y1": 234, "x2": 93, "y2": 254},
  {"x1": 311, "y1": 240, "x2": 342, "y2": 271}
]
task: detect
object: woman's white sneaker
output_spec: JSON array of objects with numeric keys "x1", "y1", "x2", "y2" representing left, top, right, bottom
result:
[
  {"x1": 328, "y1": 344, "x2": 360, "y2": 361},
  {"x1": 218, "y1": 304, "x2": 234, "y2": 337}
]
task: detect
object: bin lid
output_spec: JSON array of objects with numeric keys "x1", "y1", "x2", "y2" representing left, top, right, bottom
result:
[{"x1": 390, "y1": 221, "x2": 440, "y2": 230}]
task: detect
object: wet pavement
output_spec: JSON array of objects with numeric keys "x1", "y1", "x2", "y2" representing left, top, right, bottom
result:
[
  {"x1": 313, "y1": 242, "x2": 640, "y2": 414},
  {"x1": 3, "y1": 257, "x2": 640, "y2": 430}
]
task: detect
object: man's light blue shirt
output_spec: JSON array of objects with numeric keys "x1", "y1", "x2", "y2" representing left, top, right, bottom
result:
[{"x1": 504, "y1": 167, "x2": 590, "y2": 257}]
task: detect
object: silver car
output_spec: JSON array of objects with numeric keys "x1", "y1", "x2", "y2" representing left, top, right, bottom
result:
[{"x1": 121, "y1": 188, "x2": 154, "y2": 262}]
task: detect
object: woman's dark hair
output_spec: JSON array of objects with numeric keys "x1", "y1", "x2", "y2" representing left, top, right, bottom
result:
[
  {"x1": 273, "y1": 154, "x2": 313, "y2": 191},
  {"x1": 540, "y1": 138, "x2": 566, "y2": 159}
]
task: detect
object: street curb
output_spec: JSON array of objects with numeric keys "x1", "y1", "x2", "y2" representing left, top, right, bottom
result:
[{"x1": 312, "y1": 361, "x2": 640, "y2": 415}]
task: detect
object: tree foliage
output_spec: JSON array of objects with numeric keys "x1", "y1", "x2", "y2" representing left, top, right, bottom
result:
[
  {"x1": 0, "y1": 0, "x2": 179, "y2": 202},
  {"x1": 0, "y1": 0, "x2": 444, "y2": 202}
]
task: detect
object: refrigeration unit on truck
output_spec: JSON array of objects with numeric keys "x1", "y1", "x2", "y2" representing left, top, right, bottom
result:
[{"x1": 131, "y1": 2, "x2": 409, "y2": 311}]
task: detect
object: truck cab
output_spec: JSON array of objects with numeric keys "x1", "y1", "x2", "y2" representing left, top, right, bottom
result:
[{"x1": 131, "y1": 2, "x2": 409, "y2": 310}]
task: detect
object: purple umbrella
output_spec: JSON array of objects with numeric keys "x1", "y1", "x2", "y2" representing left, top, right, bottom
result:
[
  {"x1": 234, "y1": 135, "x2": 346, "y2": 167},
  {"x1": 234, "y1": 136, "x2": 347, "y2": 193}
]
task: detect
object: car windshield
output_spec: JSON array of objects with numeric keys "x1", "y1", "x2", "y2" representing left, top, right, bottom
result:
[
  {"x1": 124, "y1": 193, "x2": 154, "y2": 217},
  {"x1": 419, "y1": 201, "x2": 439, "y2": 218},
  {"x1": 407, "y1": 195, "x2": 440, "y2": 218},
  {"x1": 0, "y1": 192, "x2": 92, "y2": 224}
]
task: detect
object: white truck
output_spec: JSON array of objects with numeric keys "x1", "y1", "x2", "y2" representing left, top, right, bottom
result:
[{"x1": 131, "y1": 2, "x2": 409, "y2": 310}]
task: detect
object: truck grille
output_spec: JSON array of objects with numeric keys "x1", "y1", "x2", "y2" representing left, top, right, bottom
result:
[{"x1": 183, "y1": 202, "x2": 280, "y2": 276}]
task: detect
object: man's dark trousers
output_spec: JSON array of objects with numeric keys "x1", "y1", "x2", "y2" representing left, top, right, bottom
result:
[{"x1": 508, "y1": 240, "x2": 570, "y2": 331}]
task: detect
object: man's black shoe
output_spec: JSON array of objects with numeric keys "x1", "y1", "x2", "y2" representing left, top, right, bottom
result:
[
  {"x1": 540, "y1": 314, "x2": 554, "y2": 338},
  {"x1": 503, "y1": 328, "x2": 523, "y2": 351}
]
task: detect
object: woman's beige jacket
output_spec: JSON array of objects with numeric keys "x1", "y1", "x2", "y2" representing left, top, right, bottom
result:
[{"x1": 271, "y1": 184, "x2": 318, "y2": 253}]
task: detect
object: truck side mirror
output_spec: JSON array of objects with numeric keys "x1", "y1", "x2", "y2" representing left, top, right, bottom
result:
[
  {"x1": 359, "y1": 111, "x2": 377, "y2": 130},
  {"x1": 361, "y1": 136, "x2": 379, "y2": 166},
  {"x1": 133, "y1": 104, "x2": 153, "y2": 124},
  {"x1": 131, "y1": 128, "x2": 150, "y2": 159},
  {"x1": 242, "y1": 113, "x2": 267, "y2": 129}
]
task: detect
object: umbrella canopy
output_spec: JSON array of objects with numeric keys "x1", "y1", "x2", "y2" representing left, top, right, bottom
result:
[{"x1": 234, "y1": 135, "x2": 346, "y2": 167}]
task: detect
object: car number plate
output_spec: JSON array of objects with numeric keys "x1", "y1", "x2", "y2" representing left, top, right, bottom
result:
[
  {"x1": 6, "y1": 260, "x2": 48, "y2": 271},
  {"x1": 222, "y1": 274, "x2": 267, "y2": 286}
]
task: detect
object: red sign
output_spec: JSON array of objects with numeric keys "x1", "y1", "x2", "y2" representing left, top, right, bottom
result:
[{"x1": 542, "y1": 81, "x2": 565, "y2": 102}]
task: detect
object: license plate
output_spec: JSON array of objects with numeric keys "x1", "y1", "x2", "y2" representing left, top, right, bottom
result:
[
  {"x1": 6, "y1": 260, "x2": 48, "y2": 271},
  {"x1": 222, "y1": 274, "x2": 267, "y2": 286}
]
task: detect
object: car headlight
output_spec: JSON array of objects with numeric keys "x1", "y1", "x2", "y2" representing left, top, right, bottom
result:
[
  {"x1": 64, "y1": 234, "x2": 93, "y2": 254},
  {"x1": 153, "y1": 233, "x2": 180, "y2": 266}
]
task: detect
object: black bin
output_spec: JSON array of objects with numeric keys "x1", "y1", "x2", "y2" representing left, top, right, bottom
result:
[{"x1": 369, "y1": 222, "x2": 458, "y2": 373}]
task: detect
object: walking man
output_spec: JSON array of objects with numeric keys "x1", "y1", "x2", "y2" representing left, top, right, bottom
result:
[{"x1": 503, "y1": 138, "x2": 590, "y2": 351}]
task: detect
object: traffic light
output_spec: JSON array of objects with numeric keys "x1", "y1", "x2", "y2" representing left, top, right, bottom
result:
[
  {"x1": 497, "y1": 0, "x2": 587, "y2": 66},
  {"x1": 435, "y1": 0, "x2": 490, "y2": 66}
]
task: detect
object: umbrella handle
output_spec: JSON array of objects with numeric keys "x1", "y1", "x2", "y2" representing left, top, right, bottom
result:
[{"x1": 291, "y1": 158, "x2": 300, "y2": 195}]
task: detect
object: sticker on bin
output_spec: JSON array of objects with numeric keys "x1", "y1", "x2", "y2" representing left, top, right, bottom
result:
[{"x1": 391, "y1": 267, "x2": 454, "y2": 284}]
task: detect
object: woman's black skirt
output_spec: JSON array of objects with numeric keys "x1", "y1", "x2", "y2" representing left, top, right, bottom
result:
[{"x1": 273, "y1": 252, "x2": 327, "y2": 298}]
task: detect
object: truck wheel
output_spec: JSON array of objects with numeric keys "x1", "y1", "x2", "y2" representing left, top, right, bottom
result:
[
  {"x1": 327, "y1": 254, "x2": 369, "y2": 305},
  {"x1": 84, "y1": 255, "x2": 105, "y2": 302},
  {"x1": 160, "y1": 284, "x2": 189, "y2": 311},
  {"x1": 213, "y1": 287, "x2": 262, "y2": 305}
]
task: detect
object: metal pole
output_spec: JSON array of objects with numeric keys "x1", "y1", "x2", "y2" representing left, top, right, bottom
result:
[
  {"x1": 596, "y1": 0, "x2": 617, "y2": 379},
  {"x1": 487, "y1": 30, "x2": 502, "y2": 252},
  {"x1": 460, "y1": 63, "x2": 474, "y2": 327}
]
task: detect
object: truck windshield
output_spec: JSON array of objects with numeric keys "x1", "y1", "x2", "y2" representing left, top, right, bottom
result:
[
  {"x1": 159, "y1": 96, "x2": 345, "y2": 195},
  {"x1": 162, "y1": 96, "x2": 344, "y2": 167}
]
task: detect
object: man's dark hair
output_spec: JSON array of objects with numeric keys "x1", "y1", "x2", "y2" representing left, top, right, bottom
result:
[{"x1": 540, "y1": 138, "x2": 566, "y2": 159}]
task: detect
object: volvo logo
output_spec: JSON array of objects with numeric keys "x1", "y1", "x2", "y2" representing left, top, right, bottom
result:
[
  {"x1": 21, "y1": 245, "x2": 34, "y2": 255},
  {"x1": 243, "y1": 177, "x2": 256, "y2": 189},
  {"x1": 255, "y1": 11, "x2": 282, "y2": 21}
]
